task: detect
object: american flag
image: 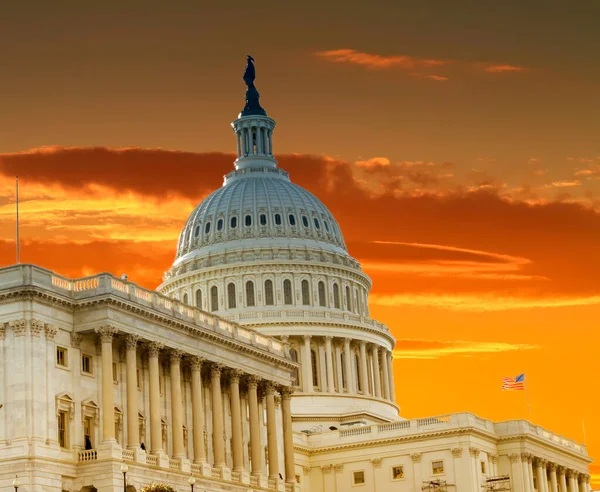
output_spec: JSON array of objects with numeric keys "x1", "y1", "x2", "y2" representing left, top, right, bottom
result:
[{"x1": 502, "y1": 373, "x2": 525, "y2": 391}]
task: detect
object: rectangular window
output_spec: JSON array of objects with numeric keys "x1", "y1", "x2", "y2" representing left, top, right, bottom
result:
[
  {"x1": 136, "y1": 369, "x2": 141, "y2": 389},
  {"x1": 81, "y1": 354, "x2": 93, "y2": 374},
  {"x1": 56, "y1": 347, "x2": 68, "y2": 367},
  {"x1": 83, "y1": 417, "x2": 93, "y2": 449},
  {"x1": 392, "y1": 465, "x2": 404, "y2": 480},
  {"x1": 295, "y1": 475, "x2": 301, "y2": 484},
  {"x1": 58, "y1": 411, "x2": 67, "y2": 448},
  {"x1": 432, "y1": 460, "x2": 445, "y2": 475},
  {"x1": 481, "y1": 461, "x2": 487, "y2": 474},
  {"x1": 112, "y1": 362, "x2": 118, "y2": 383},
  {"x1": 353, "y1": 470, "x2": 365, "y2": 485}
]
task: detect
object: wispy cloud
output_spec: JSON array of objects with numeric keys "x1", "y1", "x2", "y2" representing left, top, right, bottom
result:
[
  {"x1": 482, "y1": 64, "x2": 526, "y2": 73},
  {"x1": 314, "y1": 49, "x2": 449, "y2": 70},
  {"x1": 393, "y1": 338, "x2": 538, "y2": 359}
]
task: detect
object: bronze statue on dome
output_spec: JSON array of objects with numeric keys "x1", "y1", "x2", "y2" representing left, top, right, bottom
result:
[{"x1": 241, "y1": 55, "x2": 266, "y2": 117}]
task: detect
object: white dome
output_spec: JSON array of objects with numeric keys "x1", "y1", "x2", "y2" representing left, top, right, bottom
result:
[{"x1": 174, "y1": 166, "x2": 347, "y2": 266}]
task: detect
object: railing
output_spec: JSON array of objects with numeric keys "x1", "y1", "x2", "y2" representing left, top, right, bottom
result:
[
  {"x1": 417, "y1": 415, "x2": 452, "y2": 427},
  {"x1": 378, "y1": 421, "x2": 410, "y2": 433},
  {"x1": 122, "y1": 449, "x2": 135, "y2": 461},
  {"x1": 339, "y1": 426, "x2": 372, "y2": 437},
  {"x1": 211, "y1": 468, "x2": 221, "y2": 478},
  {"x1": 78, "y1": 449, "x2": 97, "y2": 462},
  {"x1": 146, "y1": 454, "x2": 158, "y2": 466},
  {"x1": 169, "y1": 458, "x2": 180, "y2": 470}
]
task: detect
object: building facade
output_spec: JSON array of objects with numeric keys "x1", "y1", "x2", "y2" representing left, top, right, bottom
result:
[{"x1": 0, "y1": 59, "x2": 593, "y2": 491}]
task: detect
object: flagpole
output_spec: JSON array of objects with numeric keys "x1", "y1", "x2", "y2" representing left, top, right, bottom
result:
[
  {"x1": 524, "y1": 373, "x2": 531, "y2": 420},
  {"x1": 16, "y1": 176, "x2": 20, "y2": 264},
  {"x1": 582, "y1": 420, "x2": 587, "y2": 445}
]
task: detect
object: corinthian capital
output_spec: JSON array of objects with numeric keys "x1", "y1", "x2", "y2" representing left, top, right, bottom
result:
[
  {"x1": 169, "y1": 349, "x2": 184, "y2": 363},
  {"x1": 228, "y1": 368, "x2": 244, "y2": 383},
  {"x1": 146, "y1": 341, "x2": 163, "y2": 357},
  {"x1": 125, "y1": 334, "x2": 140, "y2": 351},
  {"x1": 452, "y1": 448, "x2": 463, "y2": 458},
  {"x1": 280, "y1": 386, "x2": 295, "y2": 399},
  {"x1": 189, "y1": 356, "x2": 204, "y2": 371},
  {"x1": 411, "y1": 453, "x2": 422, "y2": 463},
  {"x1": 469, "y1": 446, "x2": 480, "y2": 458},
  {"x1": 95, "y1": 325, "x2": 118, "y2": 343}
]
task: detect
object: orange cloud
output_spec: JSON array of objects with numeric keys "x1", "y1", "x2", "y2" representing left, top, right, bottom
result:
[
  {"x1": 393, "y1": 339, "x2": 538, "y2": 359},
  {"x1": 483, "y1": 64, "x2": 526, "y2": 73},
  {"x1": 314, "y1": 49, "x2": 449, "y2": 70},
  {"x1": 409, "y1": 72, "x2": 449, "y2": 81}
]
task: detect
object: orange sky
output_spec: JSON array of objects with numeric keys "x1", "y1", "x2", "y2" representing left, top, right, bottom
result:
[{"x1": 0, "y1": 1, "x2": 599, "y2": 484}]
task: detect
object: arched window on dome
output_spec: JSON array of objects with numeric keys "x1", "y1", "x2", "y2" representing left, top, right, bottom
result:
[
  {"x1": 210, "y1": 286, "x2": 218, "y2": 312},
  {"x1": 183, "y1": 293, "x2": 189, "y2": 305},
  {"x1": 311, "y1": 349, "x2": 320, "y2": 388},
  {"x1": 245, "y1": 215, "x2": 252, "y2": 227},
  {"x1": 345, "y1": 285, "x2": 352, "y2": 312},
  {"x1": 355, "y1": 353, "x2": 362, "y2": 392},
  {"x1": 289, "y1": 348, "x2": 300, "y2": 387},
  {"x1": 264, "y1": 280, "x2": 274, "y2": 306},
  {"x1": 227, "y1": 283, "x2": 237, "y2": 309},
  {"x1": 302, "y1": 216, "x2": 309, "y2": 228},
  {"x1": 205, "y1": 222, "x2": 211, "y2": 234},
  {"x1": 283, "y1": 279, "x2": 293, "y2": 305},
  {"x1": 259, "y1": 214, "x2": 267, "y2": 226},
  {"x1": 245, "y1": 281, "x2": 255, "y2": 307},
  {"x1": 194, "y1": 225, "x2": 200, "y2": 238},
  {"x1": 324, "y1": 220, "x2": 330, "y2": 232},
  {"x1": 313, "y1": 218, "x2": 321, "y2": 229},
  {"x1": 333, "y1": 283, "x2": 340, "y2": 309},
  {"x1": 217, "y1": 219, "x2": 223, "y2": 231},
  {"x1": 230, "y1": 216, "x2": 237, "y2": 228},
  {"x1": 340, "y1": 351, "x2": 347, "y2": 390},
  {"x1": 318, "y1": 281, "x2": 326, "y2": 307},
  {"x1": 301, "y1": 280, "x2": 310, "y2": 306},
  {"x1": 288, "y1": 214, "x2": 296, "y2": 226},
  {"x1": 274, "y1": 213, "x2": 282, "y2": 226},
  {"x1": 195, "y1": 289, "x2": 202, "y2": 310}
]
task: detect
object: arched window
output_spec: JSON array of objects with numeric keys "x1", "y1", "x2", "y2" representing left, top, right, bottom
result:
[
  {"x1": 259, "y1": 214, "x2": 267, "y2": 226},
  {"x1": 318, "y1": 281, "x2": 326, "y2": 307},
  {"x1": 217, "y1": 219, "x2": 223, "y2": 231},
  {"x1": 183, "y1": 293, "x2": 189, "y2": 305},
  {"x1": 205, "y1": 222, "x2": 211, "y2": 234},
  {"x1": 288, "y1": 214, "x2": 296, "y2": 226},
  {"x1": 246, "y1": 281, "x2": 255, "y2": 307},
  {"x1": 194, "y1": 225, "x2": 200, "y2": 238},
  {"x1": 340, "y1": 352, "x2": 347, "y2": 390},
  {"x1": 333, "y1": 283, "x2": 340, "y2": 309},
  {"x1": 245, "y1": 215, "x2": 252, "y2": 227},
  {"x1": 313, "y1": 218, "x2": 320, "y2": 229},
  {"x1": 264, "y1": 280, "x2": 274, "y2": 306},
  {"x1": 290, "y1": 348, "x2": 299, "y2": 386},
  {"x1": 230, "y1": 216, "x2": 238, "y2": 228},
  {"x1": 301, "y1": 280, "x2": 310, "y2": 305},
  {"x1": 311, "y1": 350, "x2": 319, "y2": 387},
  {"x1": 195, "y1": 289, "x2": 202, "y2": 310},
  {"x1": 227, "y1": 283, "x2": 236, "y2": 309},
  {"x1": 302, "y1": 216, "x2": 309, "y2": 227},
  {"x1": 345, "y1": 285, "x2": 352, "y2": 312},
  {"x1": 355, "y1": 354, "x2": 362, "y2": 392},
  {"x1": 210, "y1": 286, "x2": 218, "y2": 312},
  {"x1": 283, "y1": 279, "x2": 293, "y2": 305},
  {"x1": 324, "y1": 220, "x2": 330, "y2": 232},
  {"x1": 274, "y1": 213, "x2": 282, "y2": 225}
]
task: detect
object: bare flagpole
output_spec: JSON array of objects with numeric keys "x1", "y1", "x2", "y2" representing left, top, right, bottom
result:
[
  {"x1": 524, "y1": 373, "x2": 532, "y2": 420},
  {"x1": 582, "y1": 420, "x2": 587, "y2": 445},
  {"x1": 16, "y1": 176, "x2": 20, "y2": 264}
]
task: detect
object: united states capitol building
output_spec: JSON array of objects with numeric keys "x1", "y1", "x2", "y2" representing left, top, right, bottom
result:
[{"x1": 0, "y1": 58, "x2": 592, "y2": 492}]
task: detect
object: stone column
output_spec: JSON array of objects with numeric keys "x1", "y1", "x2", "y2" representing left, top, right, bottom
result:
[
  {"x1": 381, "y1": 347, "x2": 390, "y2": 400},
  {"x1": 265, "y1": 382, "x2": 279, "y2": 479},
  {"x1": 387, "y1": 352, "x2": 396, "y2": 401},
  {"x1": 489, "y1": 454, "x2": 498, "y2": 476},
  {"x1": 536, "y1": 460, "x2": 547, "y2": 492},
  {"x1": 528, "y1": 456, "x2": 535, "y2": 492},
  {"x1": 247, "y1": 376, "x2": 262, "y2": 476},
  {"x1": 579, "y1": 475, "x2": 587, "y2": 492},
  {"x1": 302, "y1": 335, "x2": 313, "y2": 393},
  {"x1": 95, "y1": 325, "x2": 118, "y2": 443},
  {"x1": 324, "y1": 336, "x2": 335, "y2": 393},
  {"x1": 411, "y1": 453, "x2": 422, "y2": 492},
  {"x1": 469, "y1": 447, "x2": 481, "y2": 492},
  {"x1": 568, "y1": 472, "x2": 579, "y2": 492},
  {"x1": 229, "y1": 369, "x2": 244, "y2": 472},
  {"x1": 190, "y1": 357, "x2": 206, "y2": 463},
  {"x1": 170, "y1": 350, "x2": 185, "y2": 458},
  {"x1": 125, "y1": 335, "x2": 140, "y2": 449},
  {"x1": 343, "y1": 338, "x2": 354, "y2": 393},
  {"x1": 558, "y1": 468, "x2": 567, "y2": 492},
  {"x1": 371, "y1": 344, "x2": 382, "y2": 398},
  {"x1": 359, "y1": 341, "x2": 369, "y2": 395},
  {"x1": 147, "y1": 342, "x2": 163, "y2": 454},
  {"x1": 522, "y1": 454, "x2": 532, "y2": 492},
  {"x1": 509, "y1": 454, "x2": 525, "y2": 492},
  {"x1": 210, "y1": 364, "x2": 225, "y2": 467},
  {"x1": 334, "y1": 342, "x2": 343, "y2": 393},
  {"x1": 281, "y1": 387, "x2": 295, "y2": 484},
  {"x1": 549, "y1": 463, "x2": 558, "y2": 492}
]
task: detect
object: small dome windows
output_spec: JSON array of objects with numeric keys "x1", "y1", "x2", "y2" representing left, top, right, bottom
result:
[
  {"x1": 230, "y1": 216, "x2": 238, "y2": 228},
  {"x1": 302, "y1": 216, "x2": 309, "y2": 227},
  {"x1": 313, "y1": 218, "x2": 320, "y2": 230},
  {"x1": 245, "y1": 215, "x2": 252, "y2": 227},
  {"x1": 274, "y1": 213, "x2": 282, "y2": 225},
  {"x1": 194, "y1": 225, "x2": 200, "y2": 238},
  {"x1": 205, "y1": 222, "x2": 211, "y2": 234},
  {"x1": 289, "y1": 214, "x2": 296, "y2": 226},
  {"x1": 259, "y1": 214, "x2": 267, "y2": 226},
  {"x1": 324, "y1": 220, "x2": 330, "y2": 232},
  {"x1": 217, "y1": 219, "x2": 224, "y2": 231}
]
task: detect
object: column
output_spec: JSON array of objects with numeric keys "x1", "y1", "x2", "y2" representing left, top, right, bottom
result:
[
  {"x1": 387, "y1": 352, "x2": 396, "y2": 401},
  {"x1": 170, "y1": 350, "x2": 185, "y2": 458},
  {"x1": 125, "y1": 335, "x2": 140, "y2": 449},
  {"x1": 381, "y1": 347, "x2": 390, "y2": 400},
  {"x1": 411, "y1": 453, "x2": 422, "y2": 492},
  {"x1": 281, "y1": 387, "x2": 295, "y2": 484},
  {"x1": 558, "y1": 468, "x2": 567, "y2": 492},
  {"x1": 578, "y1": 475, "x2": 587, "y2": 492},
  {"x1": 211, "y1": 364, "x2": 225, "y2": 468},
  {"x1": 359, "y1": 341, "x2": 369, "y2": 395},
  {"x1": 95, "y1": 325, "x2": 118, "y2": 443},
  {"x1": 528, "y1": 456, "x2": 535, "y2": 492},
  {"x1": 190, "y1": 357, "x2": 206, "y2": 463},
  {"x1": 147, "y1": 342, "x2": 163, "y2": 454},
  {"x1": 371, "y1": 344, "x2": 382, "y2": 398},
  {"x1": 229, "y1": 369, "x2": 244, "y2": 472},
  {"x1": 522, "y1": 455, "x2": 532, "y2": 492},
  {"x1": 302, "y1": 335, "x2": 313, "y2": 393},
  {"x1": 343, "y1": 338, "x2": 354, "y2": 393},
  {"x1": 536, "y1": 460, "x2": 548, "y2": 492},
  {"x1": 549, "y1": 464, "x2": 558, "y2": 492},
  {"x1": 325, "y1": 336, "x2": 335, "y2": 393},
  {"x1": 265, "y1": 382, "x2": 279, "y2": 479},
  {"x1": 247, "y1": 376, "x2": 262, "y2": 476},
  {"x1": 469, "y1": 447, "x2": 481, "y2": 492},
  {"x1": 509, "y1": 454, "x2": 525, "y2": 492},
  {"x1": 568, "y1": 472, "x2": 579, "y2": 492}
]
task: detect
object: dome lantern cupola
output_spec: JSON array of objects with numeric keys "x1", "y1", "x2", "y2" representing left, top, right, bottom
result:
[{"x1": 232, "y1": 56, "x2": 277, "y2": 171}]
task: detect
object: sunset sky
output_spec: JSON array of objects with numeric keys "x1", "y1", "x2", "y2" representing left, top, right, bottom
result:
[{"x1": 1, "y1": 1, "x2": 599, "y2": 484}]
